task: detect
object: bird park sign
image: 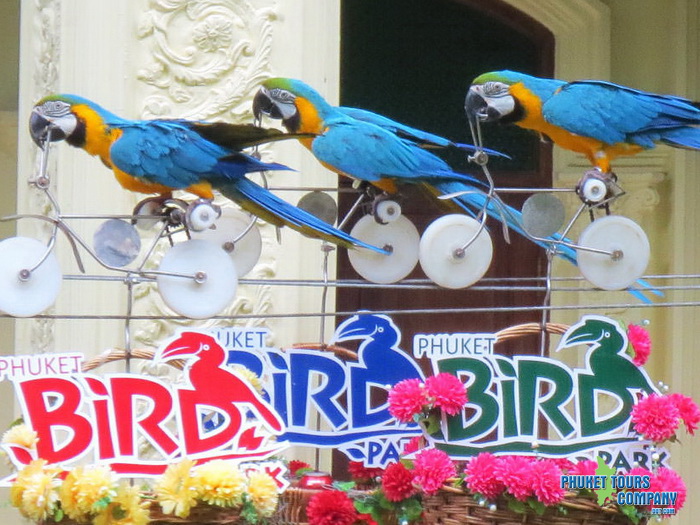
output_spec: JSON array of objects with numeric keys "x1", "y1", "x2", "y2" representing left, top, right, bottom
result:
[{"x1": 0, "y1": 314, "x2": 663, "y2": 479}]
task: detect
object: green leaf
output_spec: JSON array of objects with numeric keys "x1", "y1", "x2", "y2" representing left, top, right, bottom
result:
[
  {"x1": 401, "y1": 497, "x2": 424, "y2": 521},
  {"x1": 333, "y1": 480, "x2": 356, "y2": 492},
  {"x1": 354, "y1": 499, "x2": 375, "y2": 515},
  {"x1": 400, "y1": 459, "x2": 414, "y2": 470},
  {"x1": 507, "y1": 498, "x2": 527, "y2": 514},
  {"x1": 295, "y1": 467, "x2": 314, "y2": 477},
  {"x1": 93, "y1": 496, "x2": 112, "y2": 511},
  {"x1": 619, "y1": 504, "x2": 641, "y2": 525},
  {"x1": 112, "y1": 505, "x2": 127, "y2": 520},
  {"x1": 423, "y1": 414, "x2": 441, "y2": 436},
  {"x1": 527, "y1": 499, "x2": 546, "y2": 516},
  {"x1": 53, "y1": 508, "x2": 64, "y2": 522},
  {"x1": 240, "y1": 500, "x2": 259, "y2": 524}
]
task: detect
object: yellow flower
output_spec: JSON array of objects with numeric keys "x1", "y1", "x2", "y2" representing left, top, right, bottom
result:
[
  {"x1": 154, "y1": 458, "x2": 198, "y2": 518},
  {"x1": 94, "y1": 482, "x2": 149, "y2": 525},
  {"x1": 2, "y1": 423, "x2": 38, "y2": 449},
  {"x1": 10, "y1": 459, "x2": 60, "y2": 521},
  {"x1": 232, "y1": 365, "x2": 264, "y2": 394},
  {"x1": 246, "y1": 471, "x2": 279, "y2": 517},
  {"x1": 191, "y1": 459, "x2": 247, "y2": 508},
  {"x1": 60, "y1": 465, "x2": 117, "y2": 521}
]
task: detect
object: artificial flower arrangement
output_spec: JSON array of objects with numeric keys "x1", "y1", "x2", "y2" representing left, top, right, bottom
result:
[
  {"x1": 4, "y1": 448, "x2": 279, "y2": 525},
  {"x1": 298, "y1": 325, "x2": 700, "y2": 525}
]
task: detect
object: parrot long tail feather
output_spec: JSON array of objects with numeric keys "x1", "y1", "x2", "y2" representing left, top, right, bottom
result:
[
  {"x1": 215, "y1": 177, "x2": 389, "y2": 254},
  {"x1": 190, "y1": 121, "x2": 316, "y2": 150},
  {"x1": 431, "y1": 180, "x2": 659, "y2": 303}
]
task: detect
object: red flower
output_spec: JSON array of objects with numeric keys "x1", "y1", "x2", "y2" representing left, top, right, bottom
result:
[
  {"x1": 627, "y1": 324, "x2": 651, "y2": 366},
  {"x1": 464, "y1": 453, "x2": 504, "y2": 499},
  {"x1": 306, "y1": 490, "x2": 358, "y2": 525},
  {"x1": 425, "y1": 373, "x2": 468, "y2": 416},
  {"x1": 356, "y1": 513, "x2": 378, "y2": 525},
  {"x1": 494, "y1": 456, "x2": 535, "y2": 501},
  {"x1": 388, "y1": 379, "x2": 427, "y2": 423},
  {"x1": 631, "y1": 394, "x2": 680, "y2": 442},
  {"x1": 649, "y1": 467, "x2": 686, "y2": 514},
  {"x1": 412, "y1": 448, "x2": 456, "y2": 496},
  {"x1": 288, "y1": 460, "x2": 311, "y2": 476},
  {"x1": 348, "y1": 461, "x2": 384, "y2": 482},
  {"x1": 531, "y1": 460, "x2": 565, "y2": 506},
  {"x1": 382, "y1": 462, "x2": 416, "y2": 502},
  {"x1": 668, "y1": 393, "x2": 700, "y2": 435}
]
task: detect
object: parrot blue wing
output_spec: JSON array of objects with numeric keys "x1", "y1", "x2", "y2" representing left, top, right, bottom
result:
[
  {"x1": 109, "y1": 121, "x2": 292, "y2": 188},
  {"x1": 109, "y1": 121, "x2": 227, "y2": 188},
  {"x1": 543, "y1": 81, "x2": 700, "y2": 147},
  {"x1": 338, "y1": 106, "x2": 509, "y2": 158},
  {"x1": 312, "y1": 118, "x2": 482, "y2": 185}
]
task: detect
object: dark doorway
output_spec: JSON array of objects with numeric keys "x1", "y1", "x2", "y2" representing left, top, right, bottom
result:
[
  {"x1": 333, "y1": 0, "x2": 555, "y2": 477},
  {"x1": 337, "y1": 0, "x2": 554, "y2": 352}
]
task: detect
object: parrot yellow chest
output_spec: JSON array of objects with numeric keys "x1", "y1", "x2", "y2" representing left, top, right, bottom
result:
[
  {"x1": 71, "y1": 104, "x2": 214, "y2": 198},
  {"x1": 510, "y1": 83, "x2": 641, "y2": 171}
]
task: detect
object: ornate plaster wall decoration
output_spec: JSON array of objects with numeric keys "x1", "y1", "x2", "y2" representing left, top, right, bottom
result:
[
  {"x1": 132, "y1": 0, "x2": 282, "y2": 345},
  {"x1": 136, "y1": 0, "x2": 278, "y2": 121},
  {"x1": 26, "y1": 0, "x2": 62, "y2": 353}
]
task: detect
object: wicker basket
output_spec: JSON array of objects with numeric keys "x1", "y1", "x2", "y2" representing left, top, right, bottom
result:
[
  {"x1": 147, "y1": 501, "x2": 245, "y2": 524},
  {"x1": 422, "y1": 487, "x2": 645, "y2": 525},
  {"x1": 274, "y1": 486, "x2": 322, "y2": 525}
]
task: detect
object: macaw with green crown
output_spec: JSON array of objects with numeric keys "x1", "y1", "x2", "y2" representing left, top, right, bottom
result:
[
  {"x1": 466, "y1": 70, "x2": 700, "y2": 173},
  {"x1": 29, "y1": 93, "x2": 386, "y2": 253}
]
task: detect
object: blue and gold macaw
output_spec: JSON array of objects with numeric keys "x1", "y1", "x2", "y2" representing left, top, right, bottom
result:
[
  {"x1": 252, "y1": 78, "x2": 578, "y2": 264},
  {"x1": 29, "y1": 94, "x2": 386, "y2": 253},
  {"x1": 466, "y1": 70, "x2": 700, "y2": 173}
]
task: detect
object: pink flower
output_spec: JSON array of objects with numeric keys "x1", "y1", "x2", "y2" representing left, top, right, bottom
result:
[
  {"x1": 668, "y1": 393, "x2": 700, "y2": 435},
  {"x1": 388, "y1": 379, "x2": 427, "y2": 423},
  {"x1": 464, "y1": 453, "x2": 504, "y2": 499},
  {"x1": 425, "y1": 373, "x2": 468, "y2": 416},
  {"x1": 568, "y1": 460, "x2": 597, "y2": 477},
  {"x1": 631, "y1": 394, "x2": 680, "y2": 442},
  {"x1": 494, "y1": 456, "x2": 535, "y2": 501},
  {"x1": 627, "y1": 324, "x2": 651, "y2": 366},
  {"x1": 531, "y1": 460, "x2": 565, "y2": 506},
  {"x1": 649, "y1": 467, "x2": 686, "y2": 514},
  {"x1": 402, "y1": 436, "x2": 422, "y2": 455},
  {"x1": 549, "y1": 458, "x2": 576, "y2": 473},
  {"x1": 381, "y1": 462, "x2": 416, "y2": 502},
  {"x1": 412, "y1": 448, "x2": 456, "y2": 496},
  {"x1": 625, "y1": 466, "x2": 654, "y2": 492}
]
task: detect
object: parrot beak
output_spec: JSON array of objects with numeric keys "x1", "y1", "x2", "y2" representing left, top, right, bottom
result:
[
  {"x1": 253, "y1": 86, "x2": 299, "y2": 131},
  {"x1": 465, "y1": 86, "x2": 491, "y2": 122},
  {"x1": 465, "y1": 85, "x2": 515, "y2": 123},
  {"x1": 253, "y1": 87, "x2": 282, "y2": 120},
  {"x1": 29, "y1": 107, "x2": 76, "y2": 148},
  {"x1": 158, "y1": 332, "x2": 206, "y2": 362}
]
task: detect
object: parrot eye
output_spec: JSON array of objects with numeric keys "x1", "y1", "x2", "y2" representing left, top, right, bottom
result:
[
  {"x1": 482, "y1": 81, "x2": 510, "y2": 98},
  {"x1": 270, "y1": 88, "x2": 296, "y2": 104},
  {"x1": 42, "y1": 100, "x2": 71, "y2": 117},
  {"x1": 202, "y1": 344, "x2": 210, "y2": 351}
]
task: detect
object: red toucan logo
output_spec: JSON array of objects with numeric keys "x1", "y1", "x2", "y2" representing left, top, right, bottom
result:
[{"x1": 157, "y1": 332, "x2": 284, "y2": 457}]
